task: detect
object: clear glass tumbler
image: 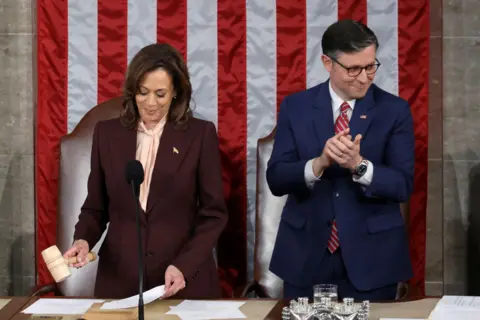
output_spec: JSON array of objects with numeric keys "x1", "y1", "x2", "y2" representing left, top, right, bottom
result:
[{"x1": 313, "y1": 284, "x2": 338, "y2": 304}]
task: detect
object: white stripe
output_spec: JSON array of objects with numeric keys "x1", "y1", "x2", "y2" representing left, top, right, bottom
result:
[
  {"x1": 306, "y1": 0, "x2": 338, "y2": 88},
  {"x1": 246, "y1": 0, "x2": 276, "y2": 281},
  {"x1": 367, "y1": 0, "x2": 399, "y2": 95},
  {"x1": 67, "y1": 0, "x2": 98, "y2": 133},
  {"x1": 127, "y1": 0, "x2": 157, "y2": 63},
  {"x1": 187, "y1": 0, "x2": 218, "y2": 128}
]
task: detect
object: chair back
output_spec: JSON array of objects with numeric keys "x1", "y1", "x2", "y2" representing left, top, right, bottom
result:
[
  {"x1": 254, "y1": 129, "x2": 285, "y2": 298},
  {"x1": 56, "y1": 97, "x2": 123, "y2": 296}
]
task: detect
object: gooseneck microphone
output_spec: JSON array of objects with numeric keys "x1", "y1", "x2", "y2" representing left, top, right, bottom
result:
[{"x1": 125, "y1": 160, "x2": 145, "y2": 320}]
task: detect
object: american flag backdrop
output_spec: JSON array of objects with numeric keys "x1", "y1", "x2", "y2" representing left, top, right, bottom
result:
[{"x1": 36, "y1": 0, "x2": 429, "y2": 296}]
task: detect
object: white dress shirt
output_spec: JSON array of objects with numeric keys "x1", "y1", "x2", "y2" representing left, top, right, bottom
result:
[{"x1": 304, "y1": 83, "x2": 374, "y2": 189}]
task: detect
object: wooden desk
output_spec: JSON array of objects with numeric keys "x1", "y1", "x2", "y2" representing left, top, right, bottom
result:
[
  {"x1": 0, "y1": 297, "x2": 33, "y2": 320},
  {"x1": 12, "y1": 296, "x2": 441, "y2": 319}
]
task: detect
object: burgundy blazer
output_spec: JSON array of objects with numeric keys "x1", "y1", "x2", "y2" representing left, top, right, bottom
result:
[{"x1": 73, "y1": 116, "x2": 228, "y2": 299}]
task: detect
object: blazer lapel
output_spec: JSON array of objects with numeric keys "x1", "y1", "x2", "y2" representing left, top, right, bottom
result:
[
  {"x1": 312, "y1": 81, "x2": 335, "y2": 153},
  {"x1": 110, "y1": 123, "x2": 147, "y2": 221},
  {"x1": 348, "y1": 85, "x2": 376, "y2": 144},
  {"x1": 146, "y1": 122, "x2": 192, "y2": 214}
]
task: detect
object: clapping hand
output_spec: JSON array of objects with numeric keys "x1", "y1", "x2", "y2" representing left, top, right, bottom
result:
[
  {"x1": 313, "y1": 128, "x2": 363, "y2": 175},
  {"x1": 328, "y1": 131, "x2": 363, "y2": 171}
]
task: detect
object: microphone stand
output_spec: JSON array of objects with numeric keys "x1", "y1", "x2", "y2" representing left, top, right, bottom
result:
[{"x1": 131, "y1": 182, "x2": 144, "y2": 320}]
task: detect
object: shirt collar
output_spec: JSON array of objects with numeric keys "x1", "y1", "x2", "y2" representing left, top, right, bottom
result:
[
  {"x1": 138, "y1": 113, "x2": 167, "y2": 136},
  {"x1": 329, "y1": 81, "x2": 356, "y2": 113}
]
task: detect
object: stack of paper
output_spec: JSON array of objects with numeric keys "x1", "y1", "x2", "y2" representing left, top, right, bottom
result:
[
  {"x1": 166, "y1": 300, "x2": 247, "y2": 319},
  {"x1": 428, "y1": 296, "x2": 480, "y2": 320}
]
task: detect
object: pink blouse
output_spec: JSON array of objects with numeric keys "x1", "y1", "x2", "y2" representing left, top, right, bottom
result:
[{"x1": 135, "y1": 115, "x2": 167, "y2": 211}]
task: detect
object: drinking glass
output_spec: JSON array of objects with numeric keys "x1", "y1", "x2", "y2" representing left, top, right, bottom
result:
[{"x1": 313, "y1": 284, "x2": 338, "y2": 304}]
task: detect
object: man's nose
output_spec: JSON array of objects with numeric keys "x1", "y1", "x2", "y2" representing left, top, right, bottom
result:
[{"x1": 356, "y1": 69, "x2": 368, "y2": 83}]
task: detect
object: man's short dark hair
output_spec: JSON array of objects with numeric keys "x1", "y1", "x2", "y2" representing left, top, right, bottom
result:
[{"x1": 321, "y1": 19, "x2": 379, "y2": 58}]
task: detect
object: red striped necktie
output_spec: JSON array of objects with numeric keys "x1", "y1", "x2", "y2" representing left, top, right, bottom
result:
[{"x1": 327, "y1": 101, "x2": 350, "y2": 253}]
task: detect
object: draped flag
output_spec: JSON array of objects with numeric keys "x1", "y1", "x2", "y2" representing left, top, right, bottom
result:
[{"x1": 36, "y1": 0, "x2": 429, "y2": 295}]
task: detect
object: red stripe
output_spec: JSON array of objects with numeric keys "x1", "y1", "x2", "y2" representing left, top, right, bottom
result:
[
  {"x1": 398, "y1": 0, "x2": 429, "y2": 296},
  {"x1": 217, "y1": 0, "x2": 247, "y2": 296},
  {"x1": 338, "y1": 0, "x2": 367, "y2": 24},
  {"x1": 98, "y1": 0, "x2": 128, "y2": 104},
  {"x1": 36, "y1": 0, "x2": 69, "y2": 285},
  {"x1": 276, "y1": 0, "x2": 307, "y2": 113},
  {"x1": 157, "y1": 0, "x2": 187, "y2": 59}
]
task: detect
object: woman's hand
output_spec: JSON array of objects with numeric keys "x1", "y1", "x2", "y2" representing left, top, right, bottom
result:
[
  {"x1": 63, "y1": 239, "x2": 90, "y2": 268},
  {"x1": 163, "y1": 265, "x2": 186, "y2": 298}
]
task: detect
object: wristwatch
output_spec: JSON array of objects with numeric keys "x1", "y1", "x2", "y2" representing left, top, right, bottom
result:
[{"x1": 354, "y1": 159, "x2": 369, "y2": 177}]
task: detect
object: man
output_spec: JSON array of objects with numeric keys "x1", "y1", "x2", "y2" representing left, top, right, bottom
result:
[{"x1": 266, "y1": 19, "x2": 414, "y2": 301}]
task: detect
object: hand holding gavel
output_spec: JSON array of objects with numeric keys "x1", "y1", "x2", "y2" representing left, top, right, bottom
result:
[
  {"x1": 63, "y1": 239, "x2": 92, "y2": 268},
  {"x1": 41, "y1": 241, "x2": 97, "y2": 283}
]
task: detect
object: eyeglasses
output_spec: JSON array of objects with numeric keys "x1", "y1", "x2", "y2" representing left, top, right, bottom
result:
[{"x1": 328, "y1": 55, "x2": 381, "y2": 77}]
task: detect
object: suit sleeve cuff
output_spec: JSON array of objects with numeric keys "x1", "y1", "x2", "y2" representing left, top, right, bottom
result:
[{"x1": 305, "y1": 158, "x2": 322, "y2": 189}]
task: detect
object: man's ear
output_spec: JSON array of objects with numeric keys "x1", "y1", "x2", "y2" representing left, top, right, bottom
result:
[{"x1": 321, "y1": 54, "x2": 333, "y2": 72}]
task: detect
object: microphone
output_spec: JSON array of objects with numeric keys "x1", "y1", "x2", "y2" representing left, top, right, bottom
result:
[{"x1": 125, "y1": 160, "x2": 145, "y2": 320}]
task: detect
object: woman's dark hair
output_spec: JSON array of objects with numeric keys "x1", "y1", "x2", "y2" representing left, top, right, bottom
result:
[{"x1": 120, "y1": 43, "x2": 192, "y2": 129}]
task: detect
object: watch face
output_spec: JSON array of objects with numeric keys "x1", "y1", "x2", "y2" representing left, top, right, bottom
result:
[{"x1": 356, "y1": 163, "x2": 367, "y2": 175}]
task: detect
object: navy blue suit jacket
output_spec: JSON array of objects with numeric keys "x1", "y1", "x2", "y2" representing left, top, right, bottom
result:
[{"x1": 266, "y1": 80, "x2": 414, "y2": 291}]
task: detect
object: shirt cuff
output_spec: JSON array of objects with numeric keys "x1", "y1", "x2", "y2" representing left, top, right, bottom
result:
[
  {"x1": 305, "y1": 158, "x2": 322, "y2": 189},
  {"x1": 352, "y1": 160, "x2": 373, "y2": 186}
]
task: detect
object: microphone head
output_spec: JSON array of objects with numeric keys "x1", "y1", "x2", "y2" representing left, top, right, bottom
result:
[{"x1": 125, "y1": 160, "x2": 144, "y2": 187}]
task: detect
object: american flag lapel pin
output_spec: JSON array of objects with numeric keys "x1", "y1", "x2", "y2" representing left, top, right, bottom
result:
[
  {"x1": 360, "y1": 115, "x2": 367, "y2": 119},
  {"x1": 173, "y1": 147, "x2": 179, "y2": 154}
]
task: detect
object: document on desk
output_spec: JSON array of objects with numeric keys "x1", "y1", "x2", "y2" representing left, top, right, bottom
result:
[
  {"x1": 428, "y1": 295, "x2": 480, "y2": 320},
  {"x1": 166, "y1": 300, "x2": 247, "y2": 319},
  {"x1": 100, "y1": 285, "x2": 165, "y2": 310},
  {"x1": 434, "y1": 295, "x2": 480, "y2": 309},
  {"x1": 21, "y1": 298, "x2": 104, "y2": 315}
]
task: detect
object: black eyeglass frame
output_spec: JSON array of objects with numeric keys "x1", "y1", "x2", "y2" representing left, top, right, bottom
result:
[{"x1": 327, "y1": 55, "x2": 381, "y2": 77}]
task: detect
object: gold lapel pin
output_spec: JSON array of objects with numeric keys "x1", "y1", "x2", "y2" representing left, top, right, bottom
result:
[
  {"x1": 360, "y1": 115, "x2": 367, "y2": 119},
  {"x1": 173, "y1": 147, "x2": 179, "y2": 154}
]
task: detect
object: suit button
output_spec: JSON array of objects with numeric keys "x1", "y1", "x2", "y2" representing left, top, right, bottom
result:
[
  {"x1": 146, "y1": 252, "x2": 153, "y2": 257},
  {"x1": 334, "y1": 192, "x2": 339, "y2": 197}
]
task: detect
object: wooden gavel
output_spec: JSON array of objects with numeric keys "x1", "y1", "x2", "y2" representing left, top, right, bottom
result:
[{"x1": 41, "y1": 245, "x2": 97, "y2": 283}]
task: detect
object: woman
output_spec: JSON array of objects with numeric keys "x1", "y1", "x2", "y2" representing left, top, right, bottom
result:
[{"x1": 63, "y1": 43, "x2": 228, "y2": 299}]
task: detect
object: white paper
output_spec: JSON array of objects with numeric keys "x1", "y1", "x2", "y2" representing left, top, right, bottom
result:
[
  {"x1": 167, "y1": 308, "x2": 246, "y2": 320},
  {"x1": 173, "y1": 300, "x2": 246, "y2": 310},
  {"x1": 100, "y1": 285, "x2": 165, "y2": 310},
  {"x1": 435, "y1": 295, "x2": 480, "y2": 309},
  {"x1": 166, "y1": 300, "x2": 247, "y2": 320},
  {"x1": 22, "y1": 298, "x2": 104, "y2": 315},
  {"x1": 428, "y1": 295, "x2": 480, "y2": 320},
  {"x1": 380, "y1": 318, "x2": 424, "y2": 320},
  {"x1": 429, "y1": 309, "x2": 480, "y2": 320}
]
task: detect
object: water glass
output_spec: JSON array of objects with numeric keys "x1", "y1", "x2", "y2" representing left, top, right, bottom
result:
[{"x1": 313, "y1": 284, "x2": 338, "y2": 304}]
